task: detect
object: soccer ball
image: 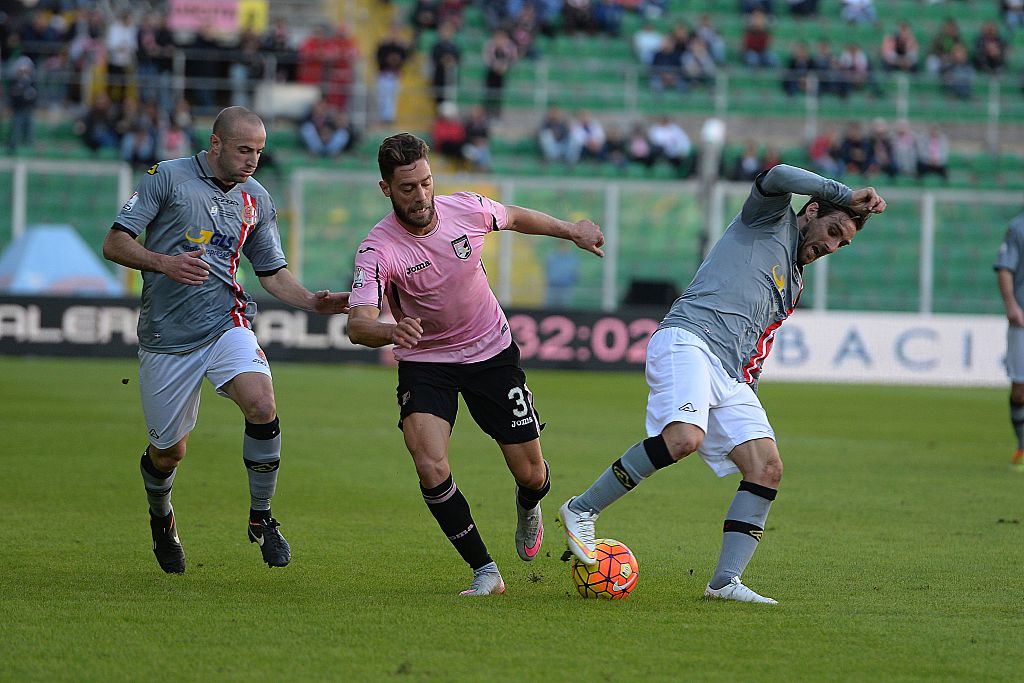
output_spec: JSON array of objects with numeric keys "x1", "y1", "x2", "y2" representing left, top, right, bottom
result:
[{"x1": 570, "y1": 538, "x2": 639, "y2": 600}]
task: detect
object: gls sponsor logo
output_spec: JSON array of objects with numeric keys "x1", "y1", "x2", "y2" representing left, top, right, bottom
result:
[{"x1": 185, "y1": 226, "x2": 236, "y2": 249}]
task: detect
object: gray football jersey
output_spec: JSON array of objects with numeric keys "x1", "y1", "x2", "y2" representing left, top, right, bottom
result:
[
  {"x1": 114, "y1": 152, "x2": 287, "y2": 353},
  {"x1": 660, "y1": 164, "x2": 852, "y2": 384},
  {"x1": 994, "y1": 213, "x2": 1024, "y2": 308}
]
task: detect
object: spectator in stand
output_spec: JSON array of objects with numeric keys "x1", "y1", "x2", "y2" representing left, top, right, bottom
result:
[
  {"x1": 786, "y1": 0, "x2": 819, "y2": 17},
  {"x1": 742, "y1": 9, "x2": 778, "y2": 68},
  {"x1": 118, "y1": 98, "x2": 162, "y2": 169},
  {"x1": 262, "y1": 18, "x2": 298, "y2": 81},
  {"x1": 839, "y1": 120, "x2": 875, "y2": 176},
  {"x1": 880, "y1": 22, "x2": 920, "y2": 72},
  {"x1": 682, "y1": 37, "x2": 716, "y2": 87},
  {"x1": 572, "y1": 110, "x2": 608, "y2": 162},
  {"x1": 740, "y1": 1, "x2": 774, "y2": 14},
  {"x1": 299, "y1": 100, "x2": 356, "y2": 158},
  {"x1": 462, "y1": 104, "x2": 492, "y2": 172},
  {"x1": 838, "y1": 42, "x2": 881, "y2": 95},
  {"x1": 926, "y1": 17, "x2": 963, "y2": 75},
  {"x1": 973, "y1": 21, "x2": 1008, "y2": 74},
  {"x1": 761, "y1": 146, "x2": 783, "y2": 172},
  {"x1": 431, "y1": 22, "x2": 461, "y2": 107},
  {"x1": 633, "y1": 21, "x2": 664, "y2": 66},
  {"x1": 228, "y1": 29, "x2": 265, "y2": 109},
  {"x1": 376, "y1": 25, "x2": 410, "y2": 125},
  {"x1": 136, "y1": 12, "x2": 175, "y2": 114},
  {"x1": 648, "y1": 115, "x2": 692, "y2": 176},
  {"x1": 169, "y1": 99, "x2": 198, "y2": 152},
  {"x1": 650, "y1": 35, "x2": 682, "y2": 92},
  {"x1": 545, "y1": 242, "x2": 581, "y2": 308},
  {"x1": 812, "y1": 40, "x2": 849, "y2": 97},
  {"x1": 627, "y1": 121, "x2": 654, "y2": 168},
  {"x1": 942, "y1": 43, "x2": 974, "y2": 100},
  {"x1": 159, "y1": 114, "x2": 194, "y2": 160},
  {"x1": 482, "y1": 29, "x2": 517, "y2": 119},
  {"x1": 18, "y1": 10, "x2": 66, "y2": 67},
  {"x1": 593, "y1": 0, "x2": 624, "y2": 37},
  {"x1": 695, "y1": 14, "x2": 727, "y2": 64},
  {"x1": 187, "y1": 25, "x2": 224, "y2": 109},
  {"x1": 562, "y1": 0, "x2": 596, "y2": 36},
  {"x1": 730, "y1": 139, "x2": 763, "y2": 181},
  {"x1": 76, "y1": 91, "x2": 120, "y2": 153},
  {"x1": 538, "y1": 106, "x2": 582, "y2": 165},
  {"x1": 509, "y1": 3, "x2": 540, "y2": 59},
  {"x1": 6, "y1": 56, "x2": 38, "y2": 153},
  {"x1": 916, "y1": 125, "x2": 948, "y2": 180},
  {"x1": 891, "y1": 119, "x2": 918, "y2": 178},
  {"x1": 868, "y1": 118, "x2": 897, "y2": 178},
  {"x1": 437, "y1": 0, "x2": 469, "y2": 33},
  {"x1": 409, "y1": 0, "x2": 439, "y2": 48},
  {"x1": 604, "y1": 124, "x2": 628, "y2": 169},
  {"x1": 1003, "y1": 1, "x2": 1024, "y2": 30},
  {"x1": 809, "y1": 125, "x2": 842, "y2": 176},
  {"x1": 840, "y1": 0, "x2": 877, "y2": 26},
  {"x1": 106, "y1": 10, "x2": 138, "y2": 104},
  {"x1": 298, "y1": 23, "x2": 360, "y2": 109},
  {"x1": 782, "y1": 41, "x2": 814, "y2": 96},
  {"x1": 428, "y1": 100, "x2": 468, "y2": 162},
  {"x1": 431, "y1": 100, "x2": 468, "y2": 163}
]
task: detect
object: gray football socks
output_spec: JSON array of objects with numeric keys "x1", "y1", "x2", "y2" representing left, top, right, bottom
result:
[
  {"x1": 243, "y1": 418, "x2": 281, "y2": 512},
  {"x1": 571, "y1": 436, "x2": 676, "y2": 514},
  {"x1": 140, "y1": 449, "x2": 175, "y2": 517},
  {"x1": 709, "y1": 481, "x2": 777, "y2": 590}
]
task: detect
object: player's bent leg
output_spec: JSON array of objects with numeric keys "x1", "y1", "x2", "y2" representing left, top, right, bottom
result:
[
  {"x1": 143, "y1": 439, "x2": 188, "y2": 574},
  {"x1": 707, "y1": 438, "x2": 780, "y2": 599},
  {"x1": 501, "y1": 440, "x2": 548, "y2": 562},
  {"x1": 406, "y1": 413, "x2": 496, "y2": 590},
  {"x1": 222, "y1": 373, "x2": 290, "y2": 567},
  {"x1": 1009, "y1": 384, "x2": 1024, "y2": 468}
]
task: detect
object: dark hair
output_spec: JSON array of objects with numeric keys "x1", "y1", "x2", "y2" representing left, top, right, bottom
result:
[
  {"x1": 798, "y1": 196, "x2": 870, "y2": 231},
  {"x1": 378, "y1": 133, "x2": 430, "y2": 181}
]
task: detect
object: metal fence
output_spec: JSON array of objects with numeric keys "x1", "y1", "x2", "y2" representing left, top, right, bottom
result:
[{"x1": 0, "y1": 159, "x2": 1016, "y2": 317}]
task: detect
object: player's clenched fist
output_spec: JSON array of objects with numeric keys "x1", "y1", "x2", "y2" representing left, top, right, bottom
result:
[
  {"x1": 162, "y1": 248, "x2": 211, "y2": 286},
  {"x1": 849, "y1": 187, "x2": 886, "y2": 216},
  {"x1": 392, "y1": 317, "x2": 423, "y2": 349},
  {"x1": 572, "y1": 220, "x2": 605, "y2": 257}
]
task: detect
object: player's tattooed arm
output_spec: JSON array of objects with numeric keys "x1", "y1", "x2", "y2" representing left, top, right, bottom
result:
[{"x1": 102, "y1": 228, "x2": 210, "y2": 285}]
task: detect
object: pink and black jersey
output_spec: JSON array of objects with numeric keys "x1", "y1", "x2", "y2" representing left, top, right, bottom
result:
[{"x1": 349, "y1": 192, "x2": 512, "y2": 363}]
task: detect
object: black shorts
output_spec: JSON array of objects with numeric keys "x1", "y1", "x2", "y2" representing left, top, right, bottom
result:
[{"x1": 396, "y1": 342, "x2": 542, "y2": 444}]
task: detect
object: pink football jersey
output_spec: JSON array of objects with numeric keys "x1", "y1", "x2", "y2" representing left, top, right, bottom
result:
[{"x1": 349, "y1": 192, "x2": 512, "y2": 363}]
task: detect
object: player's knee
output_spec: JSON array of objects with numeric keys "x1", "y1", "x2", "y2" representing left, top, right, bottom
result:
[
  {"x1": 150, "y1": 442, "x2": 185, "y2": 470},
  {"x1": 1011, "y1": 384, "x2": 1024, "y2": 405},
  {"x1": 662, "y1": 427, "x2": 702, "y2": 460},
  {"x1": 243, "y1": 396, "x2": 277, "y2": 425},
  {"x1": 759, "y1": 455, "x2": 783, "y2": 487}
]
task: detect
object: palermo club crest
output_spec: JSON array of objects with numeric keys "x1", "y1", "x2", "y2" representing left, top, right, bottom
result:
[{"x1": 451, "y1": 234, "x2": 471, "y2": 260}]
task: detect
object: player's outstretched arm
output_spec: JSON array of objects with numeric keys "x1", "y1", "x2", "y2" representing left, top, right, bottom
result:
[
  {"x1": 347, "y1": 306, "x2": 423, "y2": 349},
  {"x1": 258, "y1": 268, "x2": 350, "y2": 314},
  {"x1": 102, "y1": 228, "x2": 210, "y2": 285},
  {"x1": 505, "y1": 205, "x2": 605, "y2": 257}
]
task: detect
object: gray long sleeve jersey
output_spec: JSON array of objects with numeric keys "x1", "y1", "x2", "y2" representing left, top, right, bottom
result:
[
  {"x1": 113, "y1": 152, "x2": 287, "y2": 353},
  {"x1": 660, "y1": 164, "x2": 853, "y2": 385}
]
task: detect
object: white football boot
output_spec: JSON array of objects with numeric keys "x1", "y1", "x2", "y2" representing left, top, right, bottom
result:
[
  {"x1": 558, "y1": 497, "x2": 598, "y2": 565},
  {"x1": 704, "y1": 576, "x2": 778, "y2": 604}
]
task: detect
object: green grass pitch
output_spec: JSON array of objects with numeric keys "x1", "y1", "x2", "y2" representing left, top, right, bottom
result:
[{"x1": 2, "y1": 356, "x2": 1022, "y2": 682}]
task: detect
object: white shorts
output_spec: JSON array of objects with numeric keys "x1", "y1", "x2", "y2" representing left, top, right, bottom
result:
[
  {"x1": 644, "y1": 327, "x2": 775, "y2": 477},
  {"x1": 1007, "y1": 327, "x2": 1024, "y2": 383},
  {"x1": 138, "y1": 327, "x2": 272, "y2": 449}
]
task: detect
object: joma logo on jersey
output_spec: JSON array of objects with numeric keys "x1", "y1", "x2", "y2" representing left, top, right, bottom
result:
[
  {"x1": 451, "y1": 235, "x2": 471, "y2": 259},
  {"x1": 406, "y1": 260, "x2": 431, "y2": 275},
  {"x1": 184, "y1": 226, "x2": 236, "y2": 249}
]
